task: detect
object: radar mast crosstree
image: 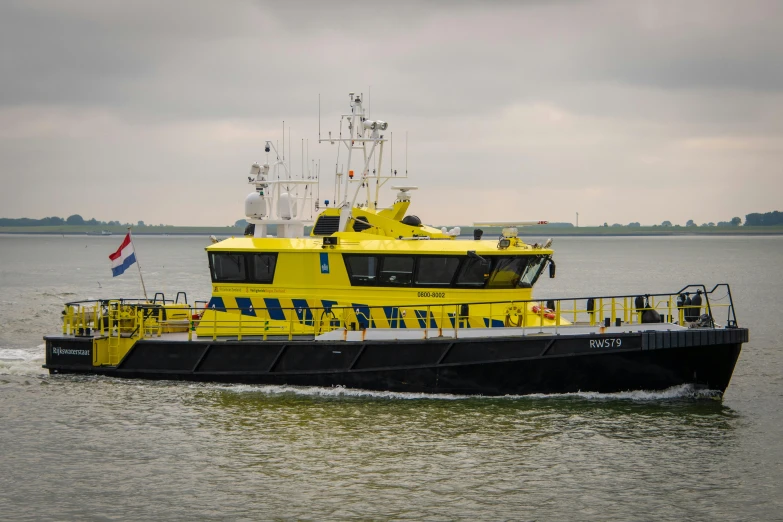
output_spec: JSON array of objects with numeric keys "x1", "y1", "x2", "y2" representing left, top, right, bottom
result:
[
  {"x1": 245, "y1": 92, "x2": 410, "y2": 237},
  {"x1": 319, "y1": 92, "x2": 410, "y2": 232}
]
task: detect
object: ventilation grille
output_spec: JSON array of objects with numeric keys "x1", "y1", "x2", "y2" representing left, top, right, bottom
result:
[
  {"x1": 312, "y1": 215, "x2": 340, "y2": 235},
  {"x1": 353, "y1": 218, "x2": 372, "y2": 232}
]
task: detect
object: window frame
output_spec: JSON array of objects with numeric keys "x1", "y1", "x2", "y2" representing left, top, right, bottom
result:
[
  {"x1": 520, "y1": 255, "x2": 548, "y2": 287},
  {"x1": 485, "y1": 256, "x2": 529, "y2": 289},
  {"x1": 378, "y1": 255, "x2": 416, "y2": 287},
  {"x1": 208, "y1": 251, "x2": 278, "y2": 284},
  {"x1": 343, "y1": 254, "x2": 380, "y2": 287},
  {"x1": 414, "y1": 255, "x2": 463, "y2": 287},
  {"x1": 453, "y1": 256, "x2": 490, "y2": 288},
  {"x1": 209, "y1": 252, "x2": 247, "y2": 283},
  {"x1": 248, "y1": 252, "x2": 278, "y2": 284}
]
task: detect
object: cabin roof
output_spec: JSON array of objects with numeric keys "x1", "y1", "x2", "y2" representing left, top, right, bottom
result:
[{"x1": 207, "y1": 235, "x2": 554, "y2": 255}]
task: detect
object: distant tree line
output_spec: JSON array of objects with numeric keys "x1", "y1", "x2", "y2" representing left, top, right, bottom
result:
[
  {"x1": 594, "y1": 212, "x2": 781, "y2": 228},
  {"x1": 0, "y1": 214, "x2": 164, "y2": 227},
  {"x1": 679, "y1": 217, "x2": 741, "y2": 227},
  {"x1": 601, "y1": 217, "x2": 747, "y2": 227},
  {"x1": 744, "y1": 211, "x2": 783, "y2": 226}
]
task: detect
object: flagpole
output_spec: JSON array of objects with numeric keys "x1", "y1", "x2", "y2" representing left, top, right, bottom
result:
[{"x1": 128, "y1": 227, "x2": 149, "y2": 301}]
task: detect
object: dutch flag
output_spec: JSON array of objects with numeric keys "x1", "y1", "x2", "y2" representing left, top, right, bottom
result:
[{"x1": 109, "y1": 233, "x2": 137, "y2": 277}]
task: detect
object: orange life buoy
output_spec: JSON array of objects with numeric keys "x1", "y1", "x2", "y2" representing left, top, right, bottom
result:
[{"x1": 532, "y1": 304, "x2": 556, "y2": 321}]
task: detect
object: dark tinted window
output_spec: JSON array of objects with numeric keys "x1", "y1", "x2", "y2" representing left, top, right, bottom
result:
[
  {"x1": 345, "y1": 255, "x2": 378, "y2": 286},
  {"x1": 486, "y1": 257, "x2": 528, "y2": 289},
  {"x1": 211, "y1": 252, "x2": 246, "y2": 282},
  {"x1": 456, "y1": 257, "x2": 488, "y2": 286},
  {"x1": 250, "y1": 253, "x2": 277, "y2": 283},
  {"x1": 416, "y1": 257, "x2": 460, "y2": 285},
  {"x1": 379, "y1": 256, "x2": 414, "y2": 286},
  {"x1": 342, "y1": 254, "x2": 545, "y2": 289},
  {"x1": 520, "y1": 255, "x2": 548, "y2": 286}
]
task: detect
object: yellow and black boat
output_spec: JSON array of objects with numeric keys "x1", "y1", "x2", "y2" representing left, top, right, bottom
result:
[{"x1": 44, "y1": 93, "x2": 746, "y2": 396}]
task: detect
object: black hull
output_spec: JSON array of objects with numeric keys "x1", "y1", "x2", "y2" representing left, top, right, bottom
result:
[{"x1": 44, "y1": 329, "x2": 746, "y2": 396}]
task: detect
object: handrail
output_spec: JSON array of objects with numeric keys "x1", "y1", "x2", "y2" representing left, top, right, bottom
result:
[{"x1": 59, "y1": 283, "x2": 739, "y2": 340}]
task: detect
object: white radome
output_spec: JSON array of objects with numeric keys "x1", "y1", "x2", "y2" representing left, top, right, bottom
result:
[{"x1": 245, "y1": 192, "x2": 267, "y2": 219}]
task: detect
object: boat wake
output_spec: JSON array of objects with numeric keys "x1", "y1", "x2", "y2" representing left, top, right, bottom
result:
[
  {"x1": 0, "y1": 345, "x2": 47, "y2": 377},
  {"x1": 211, "y1": 382, "x2": 721, "y2": 402}
]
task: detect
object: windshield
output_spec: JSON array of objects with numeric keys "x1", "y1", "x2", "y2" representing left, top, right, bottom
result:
[
  {"x1": 519, "y1": 255, "x2": 548, "y2": 286},
  {"x1": 485, "y1": 255, "x2": 549, "y2": 289}
]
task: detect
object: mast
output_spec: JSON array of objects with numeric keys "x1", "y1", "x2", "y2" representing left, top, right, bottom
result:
[{"x1": 319, "y1": 92, "x2": 399, "y2": 231}]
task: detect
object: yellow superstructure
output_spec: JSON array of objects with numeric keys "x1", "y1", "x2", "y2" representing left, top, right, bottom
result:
[{"x1": 196, "y1": 197, "x2": 561, "y2": 338}]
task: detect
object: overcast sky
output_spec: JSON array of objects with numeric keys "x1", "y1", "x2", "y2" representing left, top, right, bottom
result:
[{"x1": 1, "y1": 0, "x2": 781, "y2": 227}]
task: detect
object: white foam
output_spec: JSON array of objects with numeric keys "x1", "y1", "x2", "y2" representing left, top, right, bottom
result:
[
  {"x1": 0, "y1": 345, "x2": 46, "y2": 376},
  {"x1": 208, "y1": 383, "x2": 472, "y2": 400},
  {"x1": 210, "y1": 382, "x2": 720, "y2": 401},
  {"x1": 511, "y1": 383, "x2": 721, "y2": 401}
]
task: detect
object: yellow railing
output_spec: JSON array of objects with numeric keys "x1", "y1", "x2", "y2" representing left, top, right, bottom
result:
[
  {"x1": 60, "y1": 284, "x2": 738, "y2": 341},
  {"x1": 61, "y1": 300, "x2": 185, "y2": 340}
]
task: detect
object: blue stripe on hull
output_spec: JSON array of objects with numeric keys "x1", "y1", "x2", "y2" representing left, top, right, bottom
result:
[
  {"x1": 263, "y1": 298, "x2": 286, "y2": 320},
  {"x1": 292, "y1": 299, "x2": 313, "y2": 325},
  {"x1": 414, "y1": 310, "x2": 438, "y2": 329},
  {"x1": 235, "y1": 297, "x2": 256, "y2": 316},
  {"x1": 207, "y1": 296, "x2": 226, "y2": 312},
  {"x1": 483, "y1": 317, "x2": 505, "y2": 328},
  {"x1": 383, "y1": 306, "x2": 406, "y2": 328},
  {"x1": 352, "y1": 304, "x2": 375, "y2": 329}
]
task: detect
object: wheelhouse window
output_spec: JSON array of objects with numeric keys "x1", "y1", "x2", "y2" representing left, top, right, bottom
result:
[
  {"x1": 250, "y1": 253, "x2": 277, "y2": 283},
  {"x1": 484, "y1": 255, "x2": 550, "y2": 289},
  {"x1": 209, "y1": 252, "x2": 278, "y2": 283},
  {"x1": 416, "y1": 256, "x2": 460, "y2": 286},
  {"x1": 455, "y1": 257, "x2": 488, "y2": 287},
  {"x1": 345, "y1": 255, "x2": 378, "y2": 286},
  {"x1": 210, "y1": 252, "x2": 246, "y2": 282},
  {"x1": 486, "y1": 257, "x2": 527, "y2": 289},
  {"x1": 379, "y1": 256, "x2": 414, "y2": 286},
  {"x1": 519, "y1": 255, "x2": 548, "y2": 287},
  {"x1": 342, "y1": 253, "x2": 549, "y2": 289}
]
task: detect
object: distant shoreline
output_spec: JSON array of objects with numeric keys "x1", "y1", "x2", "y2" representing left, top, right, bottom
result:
[
  {"x1": 0, "y1": 226, "x2": 246, "y2": 236},
  {"x1": 2, "y1": 225, "x2": 783, "y2": 237}
]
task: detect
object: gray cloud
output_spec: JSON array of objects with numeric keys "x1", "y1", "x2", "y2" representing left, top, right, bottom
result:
[{"x1": 0, "y1": 0, "x2": 781, "y2": 226}]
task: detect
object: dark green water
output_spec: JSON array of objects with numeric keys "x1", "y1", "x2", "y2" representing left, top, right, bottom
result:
[{"x1": 1, "y1": 235, "x2": 781, "y2": 520}]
